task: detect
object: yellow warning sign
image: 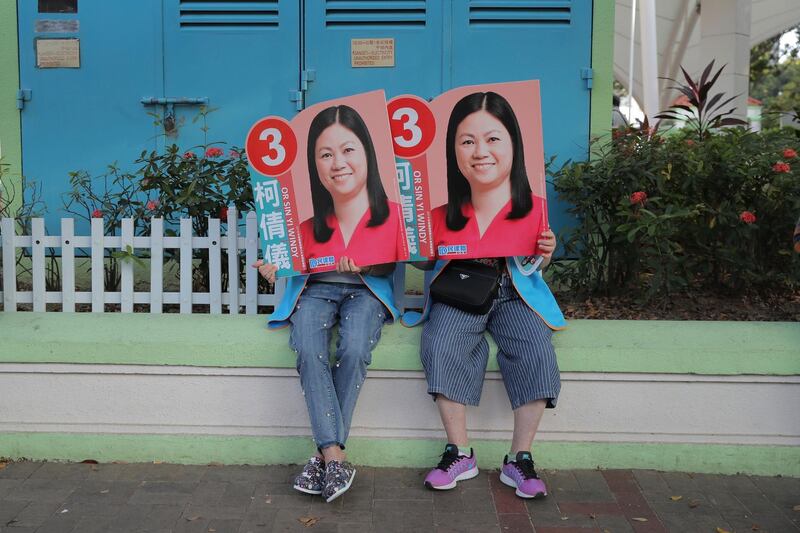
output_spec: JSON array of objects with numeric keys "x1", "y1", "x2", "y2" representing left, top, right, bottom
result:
[{"x1": 351, "y1": 38, "x2": 395, "y2": 68}]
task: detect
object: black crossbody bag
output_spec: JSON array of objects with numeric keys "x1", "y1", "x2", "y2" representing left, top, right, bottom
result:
[{"x1": 429, "y1": 260, "x2": 501, "y2": 315}]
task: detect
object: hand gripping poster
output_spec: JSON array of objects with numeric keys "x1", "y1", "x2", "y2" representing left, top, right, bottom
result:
[
  {"x1": 246, "y1": 90, "x2": 409, "y2": 277},
  {"x1": 427, "y1": 80, "x2": 549, "y2": 260}
]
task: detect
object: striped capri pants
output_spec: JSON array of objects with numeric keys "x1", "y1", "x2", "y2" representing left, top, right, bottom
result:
[{"x1": 420, "y1": 271, "x2": 561, "y2": 410}]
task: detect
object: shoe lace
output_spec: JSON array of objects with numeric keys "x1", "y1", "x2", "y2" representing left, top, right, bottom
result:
[
  {"x1": 436, "y1": 449, "x2": 461, "y2": 471},
  {"x1": 515, "y1": 457, "x2": 538, "y2": 480}
]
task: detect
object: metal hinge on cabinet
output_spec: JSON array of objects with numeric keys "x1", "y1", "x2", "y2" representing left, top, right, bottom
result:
[
  {"x1": 289, "y1": 90, "x2": 303, "y2": 111},
  {"x1": 581, "y1": 68, "x2": 593, "y2": 90},
  {"x1": 289, "y1": 69, "x2": 317, "y2": 111},
  {"x1": 16, "y1": 90, "x2": 32, "y2": 110},
  {"x1": 301, "y1": 69, "x2": 316, "y2": 90}
]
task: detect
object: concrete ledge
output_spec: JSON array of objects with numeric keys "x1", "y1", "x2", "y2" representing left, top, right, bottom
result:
[
  {"x1": 1, "y1": 313, "x2": 799, "y2": 374},
  {"x1": 2, "y1": 314, "x2": 798, "y2": 475},
  {"x1": 1, "y1": 432, "x2": 797, "y2": 477}
]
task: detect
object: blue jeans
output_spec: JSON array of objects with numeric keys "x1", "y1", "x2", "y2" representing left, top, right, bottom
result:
[{"x1": 289, "y1": 282, "x2": 387, "y2": 451}]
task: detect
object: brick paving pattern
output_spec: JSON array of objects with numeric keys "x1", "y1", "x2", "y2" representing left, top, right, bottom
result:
[{"x1": 0, "y1": 461, "x2": 798, "y2": 532}]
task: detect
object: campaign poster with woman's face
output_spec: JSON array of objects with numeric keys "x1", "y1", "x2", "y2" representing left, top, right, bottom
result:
[
  {"x1": 427, "y1": 80, "x2": 548, "y2": 260},
  {"x1": 247, "y1": 90, "x2": 408, "y2": 277}
]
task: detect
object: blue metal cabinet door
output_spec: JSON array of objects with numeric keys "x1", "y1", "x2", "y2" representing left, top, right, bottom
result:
[
  {"x1": 451, "y1": 0, "x2": 593, "y2": 234},
  {"x1": 303, "y1": 1, "x2": 444, "y2": 105},
  {"x1": 162, "y1": 0, "x2": 300, "y2": 151},
  {"x1": 17, "y1": 0, "x2": 163, "y2": 230}
]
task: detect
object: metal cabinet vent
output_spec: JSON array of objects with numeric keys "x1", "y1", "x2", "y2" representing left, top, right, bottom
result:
[
  {"x1": 469, "y1": 0, "x2": 571, "y2": 27},
  {"x1": 179, "y1": 0, "x2": 280, "y2": 28},
  {"x1": 325, "y1": 0, "x2": 427, "y2": 27}
]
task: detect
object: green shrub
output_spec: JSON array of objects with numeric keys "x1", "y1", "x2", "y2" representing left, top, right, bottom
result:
[{"x1": 550, "y1": 126, "x2": 800, "y2": 301}]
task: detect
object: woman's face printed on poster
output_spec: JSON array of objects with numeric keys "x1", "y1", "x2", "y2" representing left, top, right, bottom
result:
[
  {"x1": 454, "y1": 109, "x2": 514, "y2": 197},
  {"x1": 444, "y1": 91, "x2": 533, "y2": 233},
  {"x1": 313, "y1": 122, "x2": 369, "y2": 203},
  {"x1": 306, "y1": 105, "x2": 390, "y2": 245}
]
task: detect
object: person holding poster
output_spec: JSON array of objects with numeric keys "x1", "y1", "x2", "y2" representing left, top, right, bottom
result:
[
  {"x1": 431, "y1": 91, "x2": 545, "y2": 258},
  {"x1": 402, "y1": 83, "x2": 565, "y2": 500},
  {"x1": 301, "y1": 104, "x2": 406, "y2": 270},
  {"x1": 253, "y1": 256, "x2": 397, "y2": 502},
  {"x1": 246, "y1": 91, "x2": 407, "y2": 503}
]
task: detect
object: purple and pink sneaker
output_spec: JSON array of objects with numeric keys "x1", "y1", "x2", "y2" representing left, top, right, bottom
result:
[
  {"x1": 500, "y1": 451, "x2": 547, "y2": 499},
  {"x1": 424, "y1": 443, "x2": 479, "y2": 490}
]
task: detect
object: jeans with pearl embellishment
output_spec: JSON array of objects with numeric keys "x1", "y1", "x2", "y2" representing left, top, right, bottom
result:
[{"x1": 289, "y1": 281, "x2": 387, "y2": 451}]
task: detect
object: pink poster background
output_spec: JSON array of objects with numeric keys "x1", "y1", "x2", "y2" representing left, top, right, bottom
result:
[
  {"x1": 427, "y1": 80, "x2": 548, "y2": 259},
  {"x1": 290, "y1": 90, "x2": 401, "y2": 223},
  {"x1": 428, "y1": 80, "x2": 546, "y2": 210}
]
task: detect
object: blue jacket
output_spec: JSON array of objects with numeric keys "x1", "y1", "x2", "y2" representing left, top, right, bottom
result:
[
  {"x1": 266, "y1": 273, "x2": 401, "y2": 329},
  {"x1": 400, "y1": 259, "x2": 567, "y2": 330}
]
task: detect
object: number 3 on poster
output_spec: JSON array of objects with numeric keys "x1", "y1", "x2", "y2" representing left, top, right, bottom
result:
[
  {"x1": 387, "y1": 96, "x2": 435, "y2": 159},
  {"x1": 246, "y1": 117, "x2": 297, "y2": 177}
]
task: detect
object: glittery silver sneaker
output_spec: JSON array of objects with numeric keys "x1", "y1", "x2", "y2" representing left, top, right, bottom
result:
[
  {"x1": 321, "y1": 460, "x2": 356, "y2": 503},
  {"x1": 293, "y1": 456, "x2": 326, "y2": 495}
]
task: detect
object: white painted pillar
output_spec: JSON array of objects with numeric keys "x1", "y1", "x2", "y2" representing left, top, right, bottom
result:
[
  {"x1": 627, "y1": 0, "x2": 637, "y2": 121},
  {"x1": 638, "y1": 0, "x2": 659, "y2": 120},
  {"x1": 699, "y1": 0, "x2": 751, "y2": 121}
]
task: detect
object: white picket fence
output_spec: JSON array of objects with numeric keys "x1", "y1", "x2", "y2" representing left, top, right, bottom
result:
[{"x1": 0, "y1": 210, "x2": 418, "y2": 314}]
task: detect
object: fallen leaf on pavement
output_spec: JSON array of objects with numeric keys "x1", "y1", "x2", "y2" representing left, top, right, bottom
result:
[
  {"x1": 670, "y1": 495, "x2": 683, "y2": 501},
  {"x1": 560, "y1": 516, "x2": 569, "y2": 520},
  {"x1": 716, "y1": 528, "x2": 731, "y2": 533},
  {"x1": 153, "y1": 460, "x2": 163, "y2": 464},
  {"x1": 208, "y1": 529, "x2": 216, "y2": 532},
  {"x1": 689, "y1": 499, "x2": 701, "y2": 508},
  {"x1": 298, "y1": 516, "x2": 319, "y2": 527},
  {"x1": 265, "y1": 495, "x2": 272, "y2": 504},
  {"x1": 60, "y1": 509, "x2": 69, "y2": 514},
  {"x1": 589, "y1": 513, "x2": 597, "y2": 519},
  {"x1": 99, "y1": 489, "x2": 109, "y2": 494},
  {"x1": 0, "y1": 464, "x2": 6, "y2": 470},
  {"x1": 793, "y1": 504, "x2": 800, "y2": 511},
  {"x1": 751, "y1": 525, "x2": 760, "y2": 531},
  {"x1": 185, "y1": 516, "x2": 202, "y2": 522},
  {"x1": 80, "y1": 459, "x2": 98, "y2": 464},
  {"x1": 631, "y1": 517, "x2": 648, "y2": 522}
]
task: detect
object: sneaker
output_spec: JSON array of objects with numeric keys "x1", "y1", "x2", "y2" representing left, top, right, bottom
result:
[
  {"x1": 292, "y1": 456, "x2": 326, "y2": 495},
  {"x1": 423, "y1": 443, "x2": 479, "y2": 490},
  {"x1": 500, "y1": 451, "x2": 547, "y2": 499},
  {"x1": 321, "y1": 460, "x2": 356, "y2": 503}
]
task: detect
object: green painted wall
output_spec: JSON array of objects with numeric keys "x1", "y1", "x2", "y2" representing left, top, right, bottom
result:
[
  {"x1": 1, "y1": 433, "x2": 797, "y2": 477},
  {"x1": 1, "y1": 313, "x2": 798, "y2": 375},
  {"x1": 590, "y1": 0, "x2": 615, "y2": 144},
  {"x1": 0, "y1": 1, "x2": 22, "y2": 217}
]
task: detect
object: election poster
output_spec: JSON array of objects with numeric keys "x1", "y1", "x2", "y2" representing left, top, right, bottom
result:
[
  {"x1": 246, "y1": 90, "x2": 408, "y2": 277},
  {"x1": 426, "y1": 80, "x2": 549, "y2": 260}
]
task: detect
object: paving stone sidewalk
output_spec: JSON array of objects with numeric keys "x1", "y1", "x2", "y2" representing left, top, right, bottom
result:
[{"x1": 0, "y1": 461, "x2": 798, "y2": 532}]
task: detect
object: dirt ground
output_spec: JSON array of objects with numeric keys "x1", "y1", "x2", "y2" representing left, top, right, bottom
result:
[{"x1": 558, "y1": 288, "x2": 800, "y2": 321}]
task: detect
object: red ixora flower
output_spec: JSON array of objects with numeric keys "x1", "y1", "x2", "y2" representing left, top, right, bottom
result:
[
  {"x1": 91, "y1": 208, "x2": 103, "y2": 219},
  {"x1": 219, "y1": 206, "x2": 229, "y2": 220},
  {"x1": 229, "y1": 149, "x2": 240, "y2": 158},
  {"x1": 772, "y1": 161, "x2": 791, "y2": 173},
  {"x1": 182, "y1": 151, "x2": 196, "y2": 160},
  {"x1": 146, "y1": 199, "x2": 159, "y2": 211},
  {"x1": 739, "y1": 211, "x2": 756, "y2": 224},
  {"x1": 686, "y1": 139, "x2": 695, "y2": 146},
  {"x1": 206, "y1": 147, "x2": 224, "y2": 158},
  {"x1": 629, "y1": 191, "x2": 648, "y2": 205},
  {"x1": 783, "y1": 148, "x2": 797, "y2": 159}
]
